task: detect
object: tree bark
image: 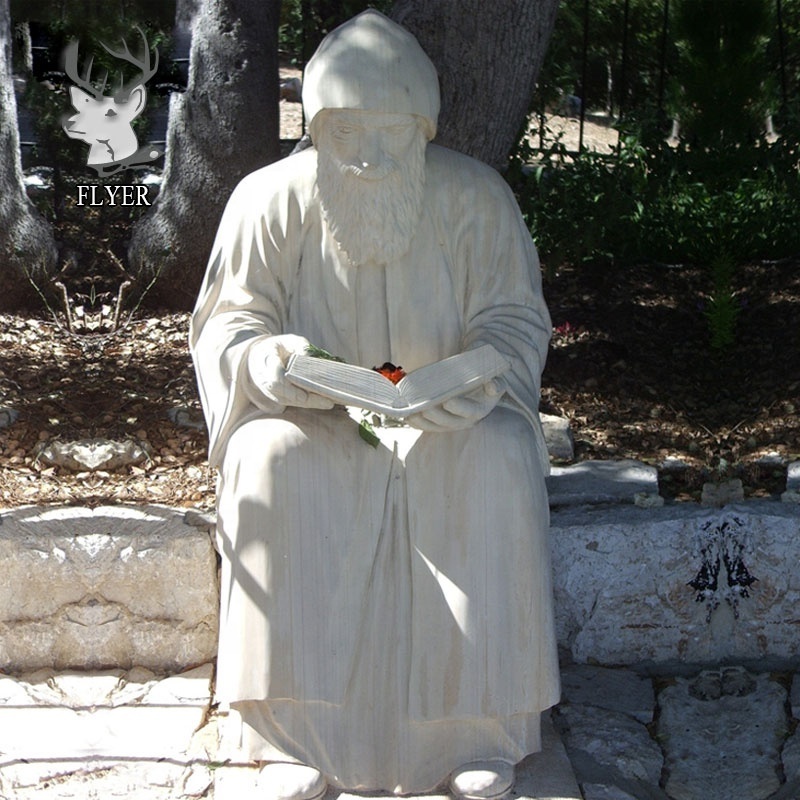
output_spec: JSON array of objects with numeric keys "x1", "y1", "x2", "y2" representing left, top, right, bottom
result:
[
  {"x1": 128, "y1": 0, "x2": 281, "y2": 310},
  {"x1": 0, "y1": 0, "x2": 57, "y2": 310},
  {"x1": 389, "y1": 0, "x2": 560, "y2": 171}
]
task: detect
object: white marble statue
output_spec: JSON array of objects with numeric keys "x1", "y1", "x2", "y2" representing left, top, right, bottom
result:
[{"x1": 190, "y1": 10, "x2": 560, "y2": 799}]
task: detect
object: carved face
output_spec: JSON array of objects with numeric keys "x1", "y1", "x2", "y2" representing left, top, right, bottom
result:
[
  {"x1": 315, "y1": 109, "x2": 427, "y2": 266},
  {"x1": 317, "y1": 110, "x2": 421, "y2": 179}
]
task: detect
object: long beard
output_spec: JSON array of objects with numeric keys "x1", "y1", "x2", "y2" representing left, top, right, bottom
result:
[{"x1": 317, "y1": 135, "x2": 427, "y2": 266}]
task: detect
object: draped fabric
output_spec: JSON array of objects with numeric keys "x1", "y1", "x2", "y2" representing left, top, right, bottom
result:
[{"x1": 190, "y1": 144, "x2": 560, "y2": 793}]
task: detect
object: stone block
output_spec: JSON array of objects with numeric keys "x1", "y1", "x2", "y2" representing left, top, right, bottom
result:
[
  {"x1": 782, "y1": 729, "x2": 800, "y2": 783},
  {"x1": 0, "y1": 505, "x2": 218, "y2": 672},
  {"x1": 0, "y1": 664, "x2": 213, "y2": 759},
  {"x1": 559, "y1": 665, "x2": 654, "y2": 724},
  {"x1": 788, "y1": 461, "x2": 800, "y2": 492},
  {"x1": 792, "y1": 673, "x2": 800, "y2": 715},
  {"x1": 582, "y1": 784, "x2": 640, "y2": 800},
  {"x1": 550, "y1": 501, "x2": 800, "y2": 666},
  {"x1": 547, "y1": 460, "x2": 659, "y2": 507},
  {"x1": 701, "y1": 479, "x2": 744, "y2": 507},
  {"x1": 657, "y1": 670, "x2": 787, "y2": 800},
  {"x1": 0, "y1": 759, "x2": 211, "y2": 800},
  {"x1": 0, "y1": 664, "x2": 213, "y2": 761},
  {"x1": 542, "y1": 413, "x2": 575, "y2": 461},
  {"x1": 555, "y1": 704, "x2": 663, "y2": 787}
]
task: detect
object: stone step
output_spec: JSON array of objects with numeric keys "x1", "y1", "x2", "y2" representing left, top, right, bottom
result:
[
  {"x1": 0, "y1": 665, "x2": 217, "y2": 799},
  {"x1": 0, "y1": 692, "x2": 579, "y2": 800},
  {"x1": 0, "y1": 665, "x2": 212, "y2": 759}
]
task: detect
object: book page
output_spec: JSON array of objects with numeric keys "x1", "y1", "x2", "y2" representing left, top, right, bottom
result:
[{"x1": 286, "y1": 345, "x2": 510, "y2": 417}]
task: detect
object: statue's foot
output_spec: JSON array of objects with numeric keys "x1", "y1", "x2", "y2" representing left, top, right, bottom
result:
[
  {"x1": 449, "y1": 760, "x2": 515, "y2": 800},
  {"x1": 256, "y1": 762, "x2": 326, "y2": 800}
]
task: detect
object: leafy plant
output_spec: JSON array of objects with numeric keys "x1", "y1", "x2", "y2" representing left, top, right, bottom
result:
[{"x1": 705, "y1": 252, "x2": 740, "y2": 350}]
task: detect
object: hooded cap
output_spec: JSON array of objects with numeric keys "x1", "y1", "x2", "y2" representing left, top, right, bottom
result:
[{"x1": 303, "y1": 10, "x2": 440, "y2": 142}]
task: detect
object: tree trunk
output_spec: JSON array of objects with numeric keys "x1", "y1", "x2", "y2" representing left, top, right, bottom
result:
[
  {"x1": 128, "y1": 0, "x2": 280, "y2": 310},
  {"x1": 389, "y1": 0, "x2": 560, "y2": 171},
  {"x1": 0, "y1": 0, "x2": 57, "y2": 311}
]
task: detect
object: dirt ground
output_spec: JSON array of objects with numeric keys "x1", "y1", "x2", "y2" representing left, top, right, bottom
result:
[
  {"x1": 1, "y1": 255, "x2": 797, "y2": 510},
  {"x1": 0, "y1": 74, "x2": 794, "y2": 511}
]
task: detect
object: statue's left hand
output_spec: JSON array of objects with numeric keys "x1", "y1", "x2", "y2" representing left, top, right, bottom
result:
[{"x1": 406, "y1": 380, "x2": 503, "y2": 432}]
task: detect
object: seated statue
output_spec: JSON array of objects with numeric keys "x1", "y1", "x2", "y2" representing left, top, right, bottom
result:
[{"x1": 190, "y1": 10, "x2": 560, "y2": 799}]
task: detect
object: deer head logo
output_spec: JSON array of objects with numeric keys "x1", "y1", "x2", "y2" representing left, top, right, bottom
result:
[{"x1": 62, "y1": 27, "x2": 161, "y2": 176}]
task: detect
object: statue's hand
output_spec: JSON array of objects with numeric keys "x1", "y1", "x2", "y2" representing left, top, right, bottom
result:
[
  {"x1": 246, "y1": 335, "x2": 335, "y2": 411},
  {"x1": 406, "y1": 380, "x2": 503, "y2": 432}
]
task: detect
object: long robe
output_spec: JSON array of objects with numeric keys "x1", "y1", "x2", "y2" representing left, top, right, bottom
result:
[{"x1": 190, "y1": 144, "x2": 560, "y2": 793}]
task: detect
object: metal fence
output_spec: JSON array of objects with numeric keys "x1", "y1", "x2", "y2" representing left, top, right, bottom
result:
[{"x1": 531, "y1": 0, "x2": 799, "y2": 154}]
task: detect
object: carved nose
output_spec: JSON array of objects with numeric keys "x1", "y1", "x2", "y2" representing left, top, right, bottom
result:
[
  {"x1": 358, "y1": 131, "x2": 383, "y2": 169},
  {"x1": 105, "y1": 108, "x2": 117, "y2": 117}
]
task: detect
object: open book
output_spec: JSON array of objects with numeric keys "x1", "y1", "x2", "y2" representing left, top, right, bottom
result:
[{"x1": 285, "y1": 344, "x2": 510, "y2": 418}]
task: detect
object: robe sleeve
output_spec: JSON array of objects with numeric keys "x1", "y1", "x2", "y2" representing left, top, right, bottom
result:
[
  {"x1": 189, "y1": 157, "x2": 309, "y2": 467},
  {"x1": 443, "y1": 153, "x2": 552, "y2": 471}
]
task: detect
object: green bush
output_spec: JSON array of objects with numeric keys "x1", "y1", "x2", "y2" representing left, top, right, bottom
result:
[
  {"x1": 515, "y1": 131, "x2": 800, "y2": 271},
  {"x1": 512, "y1": 123, "x2": 800, "y2": 350}
]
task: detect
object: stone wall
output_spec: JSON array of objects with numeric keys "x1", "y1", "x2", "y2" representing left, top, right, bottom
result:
[
  {"x1": 1, "y1": 499, "x2": 798, "y2": 674},
  {"x1": 0, "y1": 505, "x2": 218, "y2": 673},
  {"x1": 551, "y1": 500, "x2": 800, "y2": 669}
]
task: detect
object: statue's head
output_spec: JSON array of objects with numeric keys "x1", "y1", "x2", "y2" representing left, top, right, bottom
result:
[
  {"x1": 302, "y1": 9, "x2": 439, "y2": 143},
  {"x1": 302, "y1": 11, "x2": 440, "y2": 266}
]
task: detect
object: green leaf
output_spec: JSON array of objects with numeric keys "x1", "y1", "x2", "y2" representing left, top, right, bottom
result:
[
  {"x1": 305, "y1": 344, "x2": 345, "y2": 362},
  {"x1": 358, "y1": 420, "x2": 380, "y2": 448}
]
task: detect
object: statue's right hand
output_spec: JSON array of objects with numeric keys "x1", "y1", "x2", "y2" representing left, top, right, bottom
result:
[{"x1": 246, "y1": 335, "x2": 335, "y2": 410}]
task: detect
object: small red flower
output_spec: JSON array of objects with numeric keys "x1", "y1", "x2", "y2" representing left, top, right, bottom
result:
[{"x1": 373, "y1": 362, "x2": 406, "y2": 385}]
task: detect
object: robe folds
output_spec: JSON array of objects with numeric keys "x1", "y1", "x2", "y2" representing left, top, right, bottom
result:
[{"x1": 190, "y1": 144, "x2": 561, "y2": 793}]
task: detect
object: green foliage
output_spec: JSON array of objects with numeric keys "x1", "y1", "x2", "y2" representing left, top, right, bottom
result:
[
  {"x1": 536, "y1": 0, "x2": 668, "y2": 114},
  {"x1": 671, "y1": 0, "x2": 773, "y2": 148},
  {"x1": 279, "y1": 0, "x2": 393, "y2": 65},
  {"x1": 513, "y1": 123, "x2": 800, "y2": 350},
  {"x1": 517, "y1": 132, "x2": 800, "y2": 269},
  {"x1": 705, "y1": 252, "x2": 739, "y2": 350}
]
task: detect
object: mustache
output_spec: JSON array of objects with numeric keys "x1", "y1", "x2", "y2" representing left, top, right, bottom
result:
[{"x1": 339, "y1": 160, "x2": 399, "y2": 181}]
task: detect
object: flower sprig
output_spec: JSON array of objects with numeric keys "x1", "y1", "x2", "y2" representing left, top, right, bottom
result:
[{"x1": 305, "y1": 345, "x2": 406, "y2": 448}]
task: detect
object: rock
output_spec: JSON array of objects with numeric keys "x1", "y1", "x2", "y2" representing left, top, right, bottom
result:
[
  {"x1": 755, "y1": 452, "x2": 786, "y2": 467},
  {"x1": 788, "y1": 462, "x2": 800, "y2": 492},
  {"x1": 0, "y1": 505, "x2": 218, "y2": 672},
  {"x1": 184, "y1": 508, "x2": 217, "y2": 530},
  {"x1": 782, "y1": 729, "x2": 800, "y2": 783},
  {"x1": 782, "y1": 489, "x2": 800, "y2": 504},
  {"x1": 634, "y1": 491, "x2": 664, "y2": 508},
  {"x1": 657, "y1": 671, "x2": 787, "y2": 800},
  {"x1": 36, "y1": 438, "x2": 149, "y2": 471},
  {"x1": 547, "y1": 460, "x2": 659, "y2": 507},
  {"x1": 581, "y1": 784, "x2": 641, "y2": 800},
  {"x1": 560, "y1": 665, "x2": 655, "y2": 724},
  {"x1": 792, "y1": 673, "x2": 800, "y2": 714},
  {"x1": 168, "y1": 406, "x2": 206, "y2": 430},
  {"x1": 280, "y1": 76, "x2": 303, "y2": 102},
  {"x1": 701, "y1": 479, "x2": 745, "y2": 507},
  {"x1": 555, "y1": 704, "x2": 663, "y2": 787},
  {"x1": 0, "y1": 406, "x2": 18, "y2": 427},
  {"x1": 542, "y1": 413, "x2": 575, "y2": 461}
]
